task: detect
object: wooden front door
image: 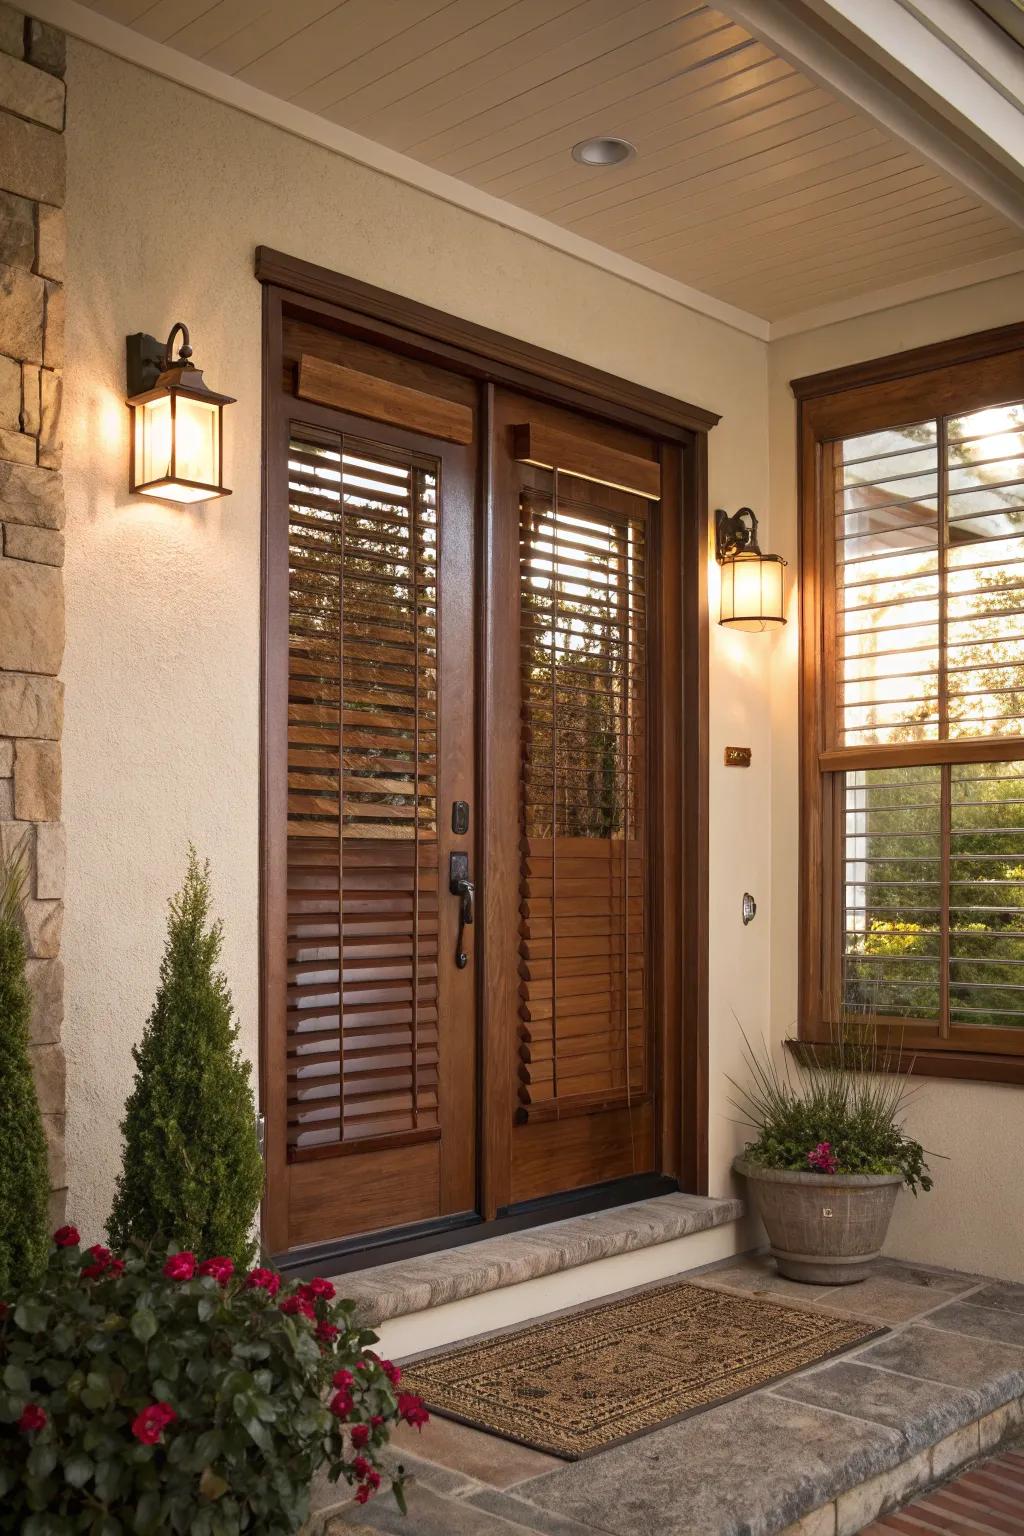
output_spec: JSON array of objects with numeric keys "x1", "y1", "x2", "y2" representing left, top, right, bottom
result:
[
  {"x1": 261, "y1": 281, "x2": 697, "y2": 1266},
  {"x1": 262, "y1": 329, "x2": 478, "y2": 1255}
]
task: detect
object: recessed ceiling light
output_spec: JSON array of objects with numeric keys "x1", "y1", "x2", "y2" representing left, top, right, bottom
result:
[{"x1": 571, "y1": 136, "x2": 636, "y2": 167}]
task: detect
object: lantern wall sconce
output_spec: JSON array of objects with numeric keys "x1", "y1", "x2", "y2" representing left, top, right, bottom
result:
[
  {"x1": 125, "y1": 323, "x2": 235, "y2": 503},
  {"x1": 715, "y1": 506, "x2": 788, "y2": 631}
]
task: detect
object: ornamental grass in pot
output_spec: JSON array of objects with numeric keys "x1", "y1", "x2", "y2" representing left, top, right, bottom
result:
[{"x1": 731, "y1": 1028, "x2": 934, "y2": 1285}]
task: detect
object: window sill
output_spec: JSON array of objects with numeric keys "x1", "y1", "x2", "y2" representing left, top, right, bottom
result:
[{"x1": 788, "y1": 1037, "x2": 1024, "y2": 1088}]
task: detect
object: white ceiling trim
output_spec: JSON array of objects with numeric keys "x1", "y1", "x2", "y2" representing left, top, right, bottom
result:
[
  {"x1": 770, "y1": 246, "x2": 1024, "y2": 338},
  {"x1": 715, "y1": 0, "x2": 1024, "y2": 230},
  {"x1": 32, "y1": 0, "x2": 773, "y2": 340}
]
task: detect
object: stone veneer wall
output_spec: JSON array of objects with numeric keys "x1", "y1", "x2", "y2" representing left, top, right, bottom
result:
[{"x1": 0, "y1": 5, "x2": 66, "y2": 1223}]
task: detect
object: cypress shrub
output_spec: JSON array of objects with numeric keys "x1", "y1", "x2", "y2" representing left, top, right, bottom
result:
[
  {"x1": 108, "y1": 848, "x2": 264, "y2": 1266},
  {"x1": 0, "y1": 850, "x2": 50, "y2": 1294}
]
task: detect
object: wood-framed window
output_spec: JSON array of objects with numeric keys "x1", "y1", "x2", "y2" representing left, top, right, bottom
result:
[{"x1": 796, "y1": 323, "x2": 1024, "y2": 1085}]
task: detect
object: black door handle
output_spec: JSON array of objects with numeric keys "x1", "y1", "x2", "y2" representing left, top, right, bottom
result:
[{"x1": 449, "y1": 852, "x2": 475, "y2": 969}]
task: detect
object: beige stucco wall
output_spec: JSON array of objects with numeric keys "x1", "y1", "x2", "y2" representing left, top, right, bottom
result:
[
  {"x1": 61, "y1": 38, "x2": 773, "y2": 1247},
  {"x1": 769, "y1": 271, "x2": 1024, "y2": 1284}
]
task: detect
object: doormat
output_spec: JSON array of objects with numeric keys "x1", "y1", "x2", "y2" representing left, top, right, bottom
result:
[{"x1": 399, "y1": 1280, "x2": 885, "y2": 1459}]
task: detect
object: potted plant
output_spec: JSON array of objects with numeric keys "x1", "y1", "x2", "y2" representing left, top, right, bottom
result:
[
  {"x1": 0, "y1": 1230, "x2": 429, "y2": 1533},
  {"x1": 730, "y1": 1028, "x2": 934, "y2": 1284}
]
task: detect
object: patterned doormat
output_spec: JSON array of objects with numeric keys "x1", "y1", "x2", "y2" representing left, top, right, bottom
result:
[{"x1": 400, "y1": 1280, "x2": 885, "y2": 1459}]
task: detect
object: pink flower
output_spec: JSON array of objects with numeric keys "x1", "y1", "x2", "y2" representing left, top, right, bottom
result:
[
  {"x1": 807, "y1": 1142, "x2": 839, "y2": 1175},
  {"x1": 53, "y1": 1225, "x2": 79, "y2": 1248},
  {"x1": 199, "y1": 1256, "x2": 234, "y2": 1287},
  {"x1": 245, "y1": 1266, "x2": 281, "y2": 1298},
  {"x1": 397, "y1": 1393, "x2": 429, "y2": 1431},
  {"x1": 350, "y1": 1423, "x2": 370, "y2": 1449},
  {"x1": 18, "y1": 1403, "x2": 47, "y2": 1433},
  {"x1": 131, "y1": 1402, "x2": 176, "y2": 1445},
  {"x1": 163, "y1": 1252, "x2": 196, "y2": 1281}
]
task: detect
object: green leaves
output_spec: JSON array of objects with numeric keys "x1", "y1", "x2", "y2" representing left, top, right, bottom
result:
[
  {"x1": 131, "y1": 1307, "x2": 158, "y2": 1343},
  {"x1": 0, "y1": 1243, "x2": 410, "y2": 1533}
]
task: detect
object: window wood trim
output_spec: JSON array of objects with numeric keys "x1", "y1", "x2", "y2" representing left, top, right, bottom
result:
[{"x1": 796, "y1": 325, "x2": 1024, "y2": 1083}]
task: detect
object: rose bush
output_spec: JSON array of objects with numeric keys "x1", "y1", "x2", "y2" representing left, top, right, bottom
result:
[{"x1": 0, "y1": 1229, "x2": 428, "y2": 1534}]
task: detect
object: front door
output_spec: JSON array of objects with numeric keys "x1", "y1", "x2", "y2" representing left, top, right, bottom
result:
[{"x1": 261, "y1": 305, "x2": 685, "y2": 1265}]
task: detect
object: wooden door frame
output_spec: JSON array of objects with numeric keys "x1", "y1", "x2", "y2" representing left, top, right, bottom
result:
[{"x1": 258, "y1": 250, "x2": 714, "y2": 1269}]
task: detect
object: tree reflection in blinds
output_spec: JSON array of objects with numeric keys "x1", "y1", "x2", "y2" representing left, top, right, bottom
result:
[
  {"x1": 285, "y1": 427, "x2": 441, "y2": 1154},
  {"x1": 517, "y1": 467, "x2": 648, "y2": 1118}
]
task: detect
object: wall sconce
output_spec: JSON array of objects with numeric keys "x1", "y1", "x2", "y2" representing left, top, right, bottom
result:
[
  {"x1": 715, "y1": 507, "x2": 787, "y2": 631},
  {"x1": 125, "y1": 323, "x2": 235, "y2": 503}
]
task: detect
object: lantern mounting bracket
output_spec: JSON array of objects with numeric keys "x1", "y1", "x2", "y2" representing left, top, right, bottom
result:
[
  {"x1": 125, "y1": 331, "x2": 168, "y2": 397},
  {"x1": 715, "y1": 506, "x2": 761, "y2": 562}
]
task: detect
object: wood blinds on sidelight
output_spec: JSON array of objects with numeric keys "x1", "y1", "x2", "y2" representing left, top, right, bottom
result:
[
  {"x1": 285, "y1": 427, "x2": 440, "y2": 1155},
  {"x1": 517, "y1": 467, "x2": 648, "y2": 1119}
]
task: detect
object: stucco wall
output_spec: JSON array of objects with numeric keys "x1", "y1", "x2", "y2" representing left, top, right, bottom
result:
[
  {"x1": 62, "y1": 39, "x2": 773, "y2": 1247},
  {"x1": 769, "y1": 271, "x2": 1024, "y2": 1283}
]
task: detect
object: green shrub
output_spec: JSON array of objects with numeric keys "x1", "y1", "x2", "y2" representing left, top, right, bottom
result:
[
  {"x1": 0, "y1": 1230, "x2": 428, "y2": 1533},
  {"x1": 0, "y1": 850, "x2": 50, "y2": 1295},
  {"x1": 730, "y1": 1026, "x2": 934, "y2": 1193},
  {"x1": 108, "y1": 850, "x2": 264, "y2": 1267}
]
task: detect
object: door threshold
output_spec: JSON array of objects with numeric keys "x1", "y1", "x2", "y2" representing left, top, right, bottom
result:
[
  {"x1": 307, "y1": 1188, "x2": 743, "y2": 1327},
  {"x1": 270, "y1": 1172, "x2": 681, "y2": 1279}
]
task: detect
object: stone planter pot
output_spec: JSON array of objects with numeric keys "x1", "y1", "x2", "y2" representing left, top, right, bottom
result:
[{"x1": 733, "y1": 1157, "x2": 903, "y2": 1285}]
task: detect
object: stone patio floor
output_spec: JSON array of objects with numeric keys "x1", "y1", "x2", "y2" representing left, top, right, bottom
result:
[{"x1": 315, "y1": 1253, "x2": 1024, "y2": 1536}]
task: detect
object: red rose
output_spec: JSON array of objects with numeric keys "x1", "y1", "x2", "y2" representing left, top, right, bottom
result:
[
  {"x1": 370, "y1": 1414, "x2": 384, "y2": 1428},
  {"x1": 131, "y1": 1402, "x2": 176, "y2": 1445},
  {"x1": 307, "y1": 1277, "x2": 336, "y2": 1300},
  {"x1": 245, "y1": 1266, "x2": 281, "y2": 1297},
  {"x1": 330, "y1": 1388, "x2": 353, "y2": 1418},
  {"x1": 316, "y1": 1320, "x2": 339, "y2": 1343},
  {"x1": 199, "y1": 1256, "x2": 234, "y2": 1287},
  {"x1": 397, "y1": 1393, "x2": 429, "y2": 1430},
  {"x1": 350, "y1": 1423, "x2": 370, "y2": 1449},
  {"x1": 352, "y1": 1456, "x2": 371, "y2": 1479},
  {"x1": 355, "y1": 1485, "x2": 373, "y2": 1505},
  {"x1": 81, "y1": 1244, "x2": 113, "y2": 1279},
  {"x1": 280, "y1": 1294, "x2": 315, "y2": 1320},
  {"x1": 53, "y1": 1225, "x2": 79, "y2": 1248},
  {"x1": 108, "y1": 1258, "x2": 125, "y2": 1278},
  {"x1": 18, "y1": 1403, "x2": 47, "y2": 1433},
  {"x1": 333, "y1": 1368, "x2": 354, "y2": 1389},
  {"x1": 162, "y1": 1252, "x2": 196, "y2": 1281},
  {"x1": 380, "y1": 1358, "x2": 401, "y2": 1387}
]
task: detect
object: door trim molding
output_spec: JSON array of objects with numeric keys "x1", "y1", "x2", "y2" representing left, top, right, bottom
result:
[
  {"x1": 255, "y1": 247, "x2": 720, "y2": 439},
  {"x1": 259, "y1": 258, "x2": 712, "y2": 1261}
]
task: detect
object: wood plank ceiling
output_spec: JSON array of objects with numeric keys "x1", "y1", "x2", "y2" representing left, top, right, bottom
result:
[{"x1": 85, "y1": 0, "x2": 1024, "y2": 322}]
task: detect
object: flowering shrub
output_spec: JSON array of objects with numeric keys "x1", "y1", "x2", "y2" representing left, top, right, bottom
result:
[
  {"x1": 807, "y1": 1142, "x2": 839, "y2": 1175},
  {"x1": 0, "y1": 1230, "x2": 428, "y2": 1534}
]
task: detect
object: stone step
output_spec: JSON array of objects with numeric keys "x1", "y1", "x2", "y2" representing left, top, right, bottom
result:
[{"x1": 333, "y1": 1192, "x2": 746, "y2": 1356}]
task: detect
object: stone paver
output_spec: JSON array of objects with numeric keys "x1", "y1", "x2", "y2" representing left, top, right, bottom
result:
[{"x1": 313, "y1": 1256, "x2": 1024, "y2": 1536}]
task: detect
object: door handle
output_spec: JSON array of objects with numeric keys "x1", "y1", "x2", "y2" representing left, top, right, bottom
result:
[{"x1": 449, "y1": 852, "x2": 475, "y2": 970}]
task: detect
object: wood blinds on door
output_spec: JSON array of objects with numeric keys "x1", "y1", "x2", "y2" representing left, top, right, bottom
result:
[
  {"x1": 517, "y1": 467, "x2": 648, "y2": 1120},
  {"x1": 286, "y1": 426, "x2": 440, "y2": 1156}
]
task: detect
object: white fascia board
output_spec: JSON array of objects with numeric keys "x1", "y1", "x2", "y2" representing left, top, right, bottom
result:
[
  {"x1": 715, "y1": 0, "x2": 1024, "y2": 230},
  {"x1": 29, "y1": 0, "x2": 770, "y2": 342},
  {"x1": 811, "y1": 0, "x2": 1024, "y2": 181}
]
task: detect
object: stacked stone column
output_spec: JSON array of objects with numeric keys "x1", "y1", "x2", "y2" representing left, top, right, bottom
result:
[{"x1": 0, "y1": 6, "x2": 66, "y2": 1223}]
